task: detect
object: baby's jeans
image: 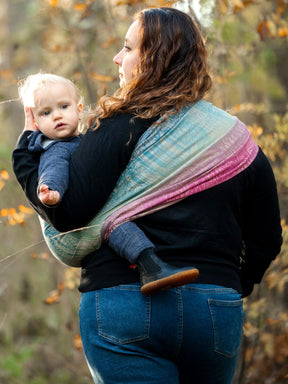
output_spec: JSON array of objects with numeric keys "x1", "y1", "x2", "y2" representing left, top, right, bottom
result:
[
  {"x1": 108, "y1": 221, "x2": 154, "y2": 264},
  {"x1": 79, "y1": 283, "x2": 244, "y2": 384}
]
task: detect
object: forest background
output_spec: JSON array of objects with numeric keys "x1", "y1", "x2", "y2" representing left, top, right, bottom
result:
[{"x1": 0, "y1": 0, "x2": 287, "y2": 383}]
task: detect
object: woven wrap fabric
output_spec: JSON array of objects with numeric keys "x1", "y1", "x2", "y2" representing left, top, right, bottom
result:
[{"x1": 39, "y1": 100, "x2": 259, "y2": 267}]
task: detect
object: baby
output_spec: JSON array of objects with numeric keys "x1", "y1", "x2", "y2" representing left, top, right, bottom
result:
[
  {"x1": 18, "y1": 73, "x2": 199, "y2": 294},
  {"x1": 19, "y1": 73, "x2": 83, "y2": 207}
]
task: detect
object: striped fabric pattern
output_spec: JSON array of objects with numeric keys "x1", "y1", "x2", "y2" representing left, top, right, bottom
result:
[{"x1": 40, "y1": 100, "x2": 259, "y2": 267}]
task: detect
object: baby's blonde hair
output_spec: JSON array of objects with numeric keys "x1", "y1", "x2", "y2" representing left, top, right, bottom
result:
[{"x1": 18, "y1": 72, "x2": 82, "y2": 108}]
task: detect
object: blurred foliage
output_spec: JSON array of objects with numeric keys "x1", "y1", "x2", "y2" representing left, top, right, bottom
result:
[{"x1": 0, "y1": 0, "x2": 288, "y2": 383}]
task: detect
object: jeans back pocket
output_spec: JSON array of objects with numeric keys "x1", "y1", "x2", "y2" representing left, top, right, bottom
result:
[
  {"x1": 96, "y1": 285, "x2": 151, "y2": 345},
  {"x1": 208, "y1": 298, "x2": 244, "y2": 358}
]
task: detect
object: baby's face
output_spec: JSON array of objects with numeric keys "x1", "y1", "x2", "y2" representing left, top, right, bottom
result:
[{"x1": 32, "y1": 83, "x2": 82, "y2": 140}]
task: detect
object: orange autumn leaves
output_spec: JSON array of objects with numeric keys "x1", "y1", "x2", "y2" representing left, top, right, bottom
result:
[
  {"x1": 49, "y1": 0, "x2": 91, "y2": 10},
  {"x1": 48, "y1": 0, "x2": 288, "y2": 42},
  {"x1": 44, "y1": 272, "x2": 83, "y2": 351},
  {"x1": 219, "y1": 0, "x2": 288, "y2": 40},
  {"x1": 257, "y1": 19, "x2": 288, "y2": 40},
  {"x1": 49, "y1": 0, "x2": 180, "y2": 10},
  {"x1": 1, "y1": 169, "x2": 34, "y2": 225},
  {"x1": 0, "y1": 169, "x2": 9, "y2": 191},
  {"x1": 45, "y1": 281, "x2": 66, "y2": 305},
  {"x1": 1, "y1": 204, "x2": 34, "y2": 226},
  {"x1": 45, "y1": 268, "x2": 80, "y2": 304},
  {"x1": 44, "y1": 268, "x2": 83, "y2": 350}
]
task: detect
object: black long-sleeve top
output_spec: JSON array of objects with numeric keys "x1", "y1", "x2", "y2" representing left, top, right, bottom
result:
[{"x1": 12, "y1": 113, "x2": 282, "y2": 297}]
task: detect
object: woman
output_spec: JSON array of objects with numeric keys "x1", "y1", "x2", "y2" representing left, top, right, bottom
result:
[{"x1": 13, "y1": 7, "x2": 282, "y2": 384}]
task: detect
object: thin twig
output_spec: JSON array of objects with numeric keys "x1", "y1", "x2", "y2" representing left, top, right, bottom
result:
[
  {"x1": 0, "y1": 239, "x2": 47, "y2": 263},
  {"x1": 0, "y1": 98, "x2": 19, "y2": 105},
  {"x1": 0, "y1": 222, "x2": 100, "y2": 263}
]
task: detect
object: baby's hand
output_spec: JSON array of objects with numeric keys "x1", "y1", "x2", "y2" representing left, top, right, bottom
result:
[{"x1": 38, "y1": 184, "x2": 60, "y2": 206}]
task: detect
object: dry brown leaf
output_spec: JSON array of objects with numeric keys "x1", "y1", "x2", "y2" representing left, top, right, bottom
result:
[
  {"x1": 57, "y1": 281, "x2": 66, "y2": 293},
  {"x1": 146, "y1": 0, "x2": 178, "y2": 6},
  {"x1": 0, "y1": 169, "x2": 9, "y2": 180},
  {"x1": 219, "y1": 0, "x2": 229, "y2": 15},
  {"x1": 233, "y1": 0, "x2": 244, "y2": 12},
  {"x1": 74, "y1": 334, "x2": 83, "y2": 351},
  {"x1": 45, "y1": 282, "x2": 66, "y2": 304},
  {"x1": 115, "y1": 0, "x2": 138, "y2": 5},
  {"x1": 247, "y1": 123, "x2": 263, "y2": 139},
  {"x1": 49, "y1": 0, "x2": 59, "y2": 7},
  {"x1": 277, "y1": 0, "x2": 288, "y2": 14},
  {"x1": 45, "y1": 291, "x2": 61, "y2": 304},
  {"x1": 245, "y1": 346, "x2": 254, "y2": 362},
  {"x1": 30, "y1": 252, "x2": 50, "y2": 260},
  {"x1": 0, "y1": 208, "x2": 17, "y2": 217},
  {"x1": 74, "y1": 3, "x2": 89, "y2": 11},
  {"x1": 18, "y1": 205, "x2": 34, "y2": 215},
  {"x1": 278, "y1": 26, "x2": 288, "y2": 37},
  {"x1": 267, "y1": 20, "x2": 277, "y2": 37},
  {"x1": 257, "y1": 20, "x2": 270, "y2": 40}
]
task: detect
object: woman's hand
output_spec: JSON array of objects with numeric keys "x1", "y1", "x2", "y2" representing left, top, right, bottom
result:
[{"x1": 24, "y1": 107, "x2": 37, "y2": 132}]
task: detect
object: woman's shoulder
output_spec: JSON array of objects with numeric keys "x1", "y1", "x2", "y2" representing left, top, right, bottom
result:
[
  {"x1": 249, "y1": 147, "x2": 275, "y2": 177},
  {"x1": 85, "y1": 113, "x2": 158, "y2": 147},
  {"x1": 94, "y1": 112, "x2": 156, "y2": 131}
]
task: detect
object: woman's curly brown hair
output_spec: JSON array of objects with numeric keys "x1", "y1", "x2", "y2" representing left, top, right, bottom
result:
[{"x1": 92, "y1": 7, "x2": 212, "y2": 127}]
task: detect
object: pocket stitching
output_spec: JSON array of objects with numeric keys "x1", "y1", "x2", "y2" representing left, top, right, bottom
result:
[
  {"x1": 208, "y1": 298, "x2": 243, "y2": 358},
  {"x1": 96, "y1": 289, "x2": 151, "y2": 345}
]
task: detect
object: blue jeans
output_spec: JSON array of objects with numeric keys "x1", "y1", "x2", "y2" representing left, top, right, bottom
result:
[{"x1": 79, "y1": 284, "x2": 244, "y2": 384}]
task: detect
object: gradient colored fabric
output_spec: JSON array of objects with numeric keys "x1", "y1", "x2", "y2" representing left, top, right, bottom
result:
[{"x1": 39, "y1": 100, "x2": 259, "y2": 267}]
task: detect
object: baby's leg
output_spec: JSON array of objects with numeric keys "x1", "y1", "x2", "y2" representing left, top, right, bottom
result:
[
  {"x1": 109, "y1": 222, "x2": 199, "y2": 295},
  {"x1": 38, "y1": 184, "x2": 60, "y2": 206},
  {"x1": 108, "y1": 221, "x2": 154, "y2": 264}
]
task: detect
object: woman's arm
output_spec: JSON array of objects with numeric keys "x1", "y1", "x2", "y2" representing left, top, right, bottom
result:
[
  {"x1": 241, "y1": 148, "x2": 282, "y2": 297},
  {"x1": 13, "y1": 109, "x2": 156, "y2": 232}
]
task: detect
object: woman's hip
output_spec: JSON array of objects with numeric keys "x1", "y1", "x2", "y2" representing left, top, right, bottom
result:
[{"x1": 79, "y1": 283, "x2": 244, "y2": 384}]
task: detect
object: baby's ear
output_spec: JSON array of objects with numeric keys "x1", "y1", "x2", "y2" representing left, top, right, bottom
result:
[
  {"x1": 78, "y1": 103, "x2": 83, "y2": 118},
  {"x1": 34, "y1": 120, "x2": 39, "y2": 130}
]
